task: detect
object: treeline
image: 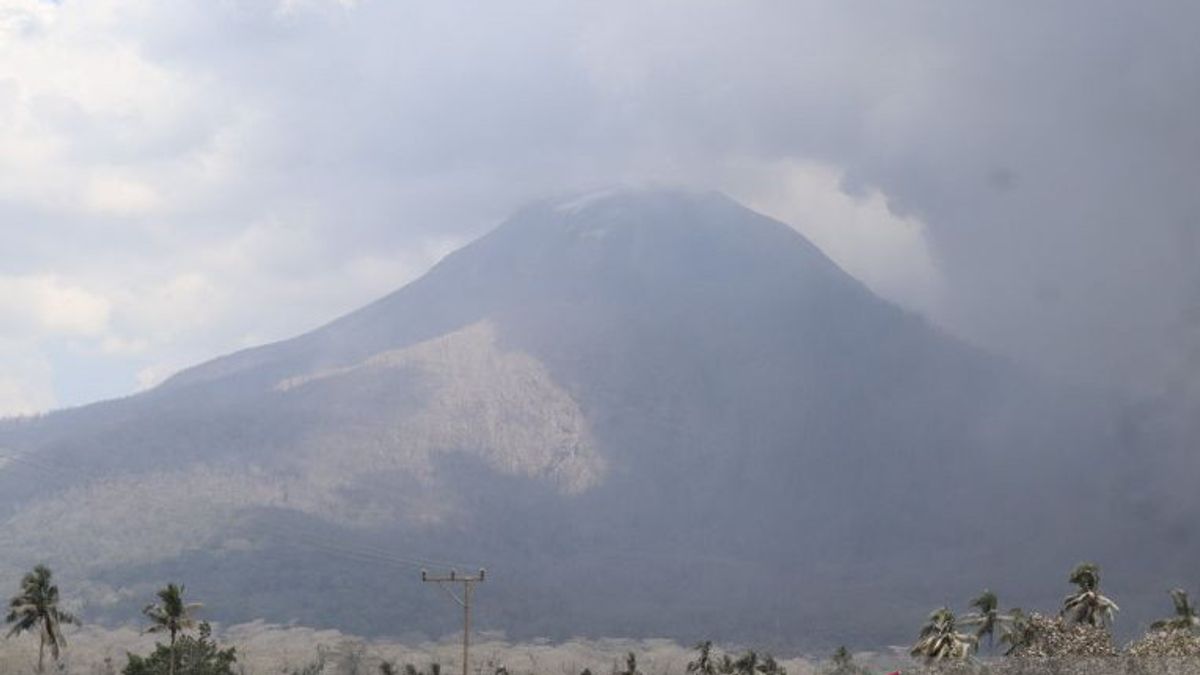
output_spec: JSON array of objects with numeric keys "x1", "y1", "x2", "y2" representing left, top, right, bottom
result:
[
  {"x1": 880, "y1": 561, "x2": 1200, "y2": 674},
  {"x1": 8, "y1": 561, "x2": 1200, "y2": 674},
  {"x1": 4, "y1": 566, "x2": 228, "y2": 675}
]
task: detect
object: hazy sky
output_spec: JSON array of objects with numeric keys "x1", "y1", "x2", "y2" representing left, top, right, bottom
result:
[{"x1": 2, "y1": 0, "x2": 1198, "y2": 416}]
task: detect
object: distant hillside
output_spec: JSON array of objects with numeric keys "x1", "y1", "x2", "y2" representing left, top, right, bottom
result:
[{"x1": 0, "y1": 189, "x2": 1165, "y2": 648}]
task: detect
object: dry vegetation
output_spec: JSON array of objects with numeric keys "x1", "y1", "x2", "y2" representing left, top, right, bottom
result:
[
  {"x1": 3, "y1": 560, "x2": 1200, "y2": 674},
  {"x1": 0, "y1": 624, "x2": 864, "y2": 675},
  {"x1": 5, "y1": 623, "x2": 1200, "y2": 675},
  {"x1": 3, "y1": 604, "x2": 1200, "y2": 674}
]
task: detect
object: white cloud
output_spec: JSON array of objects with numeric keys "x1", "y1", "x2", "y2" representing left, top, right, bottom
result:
[
  {"x1": 722, "y1": 160, "x2": 944, "y2": 321},
  {"x1": 0, "y1": 0, "x2": 52, "y2": 39},
  {"x1": 1, "y1": 213, "x2": 455, "y2": 410},
  {"x1": 0, "y1": 375, "x2": 52, "y2": 418},
  {"x1": 83, "y1": 172, "x2": 160, "y2": 216},
  {"x1": 0, "y1": 275, "x2": 112, "y2": 337},
  {"x1": 0, "y1": 0, "x2": 232, "y2": 219},
  {"x1": 0, "y1": 338, "x2": 55, "y2": 418},
  {"x1": 274, "y1": 0, "x2": 358, "y2": 16},
  {"x1": 135, "y1": 362, "x2": 176, "y2": 391}
]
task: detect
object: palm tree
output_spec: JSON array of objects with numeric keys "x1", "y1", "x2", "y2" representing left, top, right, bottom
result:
[
  {"x1": 999, "y1": 608, "x2": 1035, "y2": 656},
  {"x1": 717, "y1": 654, "x2": 735, "y2": 675},
  {"x1": 617, "y1": 652, "x2": 640, "y2": 675},
  {"x1": 823, "y1": 647, "x2": 870, "y2": 675},
  {"x1": 960, "y1": 589, "x2": 1007, "y2": 649},
  {"x1": 5, "y1": 565, "x2": 78, "y2": 673},
  {"x1": 142, "y1": 583, "x2": 203, "y2": 675},
  {"x1": 1150, "y1": 588, "x2": 1200, "y2": 633},
  {"x1": 1061, "y1": 563, "x2": 1119, "y2": 627},
  {"x1": 823, "y1": 646, "x2": 867, "y2": 675},
  {"x1": 687, "y1": 641, "x2": 717, "y2": 675},
  {"x1": 910, "y1": 607, "x2": 977, "y2": 662}
]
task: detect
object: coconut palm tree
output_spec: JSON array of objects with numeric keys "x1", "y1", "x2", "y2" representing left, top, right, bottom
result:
[
  {"x1": 823, "y1": 647, "x2": 868, "y2": 675},
  {"x1": 1150, "y1": 589, "x2": 1200, "y2": 633},
  {"x1": 960, "y1": 589, "x2": 1011, "y2": 649},
  {"x1": 1061, "y1": 563, "x2": 1119, "y2": 627},
  {"x1": 822, "y1": 647, "x2": 870, "y2": 675},
  {"x1": 617, "y1": 652, "x2": 640, "y2": 675},
  {"x1": 999, "y1": 608, "x2": 1035, "y2": 656},
  {"x1": 687, "y1": 641, "x2": 717, "y2": 675},
  {"x1": 142, "y1": 583, "x2": 203, "y2": 675},
  {"x1": 5, "y1": 564, "x2": 78, "y2": 673},
  {"x1": 910, "y1": 607, "x2": 977, "y2": 662}
]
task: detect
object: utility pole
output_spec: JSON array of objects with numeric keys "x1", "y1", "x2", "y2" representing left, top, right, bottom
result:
[{"x1": 422, "y1": 568, "x2": 485, "y2": 675}]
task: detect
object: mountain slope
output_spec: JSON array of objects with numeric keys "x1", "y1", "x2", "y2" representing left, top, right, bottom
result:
[{"x1": 0, "y1": 189, "x2": 1147, "y2": 647}]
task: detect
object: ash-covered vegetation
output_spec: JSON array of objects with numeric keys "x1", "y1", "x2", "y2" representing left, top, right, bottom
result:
[{"x1": 5, "y1": 561, "x2": 1200, "y2": 675}]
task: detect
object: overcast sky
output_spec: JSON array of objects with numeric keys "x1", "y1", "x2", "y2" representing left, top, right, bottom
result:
[{"x1": 2, "y1": 0, "x2": 1198, "y2": 416}]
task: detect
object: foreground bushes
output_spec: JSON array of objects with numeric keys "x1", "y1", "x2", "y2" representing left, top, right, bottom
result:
[{"x1": 123, "y1": 623, "x2": 236, "y2": 675}]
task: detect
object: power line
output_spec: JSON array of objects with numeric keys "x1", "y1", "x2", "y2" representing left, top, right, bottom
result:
[
  {"x1": 267, "y1": 519, "x2": 482, "y2": 571},
  {"x1": 271, "y1": 526, "x2": 435, "y2": 570}
]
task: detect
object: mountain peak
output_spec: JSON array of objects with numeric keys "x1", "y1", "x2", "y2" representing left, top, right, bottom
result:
[
  {"x1": 453, "y1": 183, "x2": 868, "y2": 299},
  {"x1": 546, "y1": 185, "x2": 725, "y2": 216},
  {"x1": 159, "y1": 189, "x2": 872, "y2": 392}
]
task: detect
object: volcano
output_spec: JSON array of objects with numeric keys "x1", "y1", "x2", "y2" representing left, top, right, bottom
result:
[{"x1": 0, "y1": 189, "x2": 1142, "y2": 648}]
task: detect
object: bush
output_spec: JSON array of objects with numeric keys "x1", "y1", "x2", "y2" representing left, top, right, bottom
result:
[{"x1": 122, "y1": 623, "x2": 237, "y2": 675}]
